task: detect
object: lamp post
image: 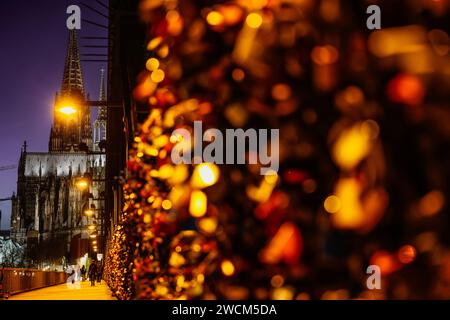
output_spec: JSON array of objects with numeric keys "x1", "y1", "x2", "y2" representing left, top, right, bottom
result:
[
  {"x1": 62, "y1": 99, "x2": 119, "y2": 259},
  {"x1": 75, "y1": 174, "x2": 107, "y2": 258}
]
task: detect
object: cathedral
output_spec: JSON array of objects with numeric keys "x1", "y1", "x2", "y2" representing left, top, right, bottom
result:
[{"x1": 10, "y1": 30, "x2": 107, "y2": 266}]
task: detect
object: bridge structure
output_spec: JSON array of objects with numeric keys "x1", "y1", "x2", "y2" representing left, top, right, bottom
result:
[{"x1": 0, "y1": 268, "x2": 115, "y2": 300}]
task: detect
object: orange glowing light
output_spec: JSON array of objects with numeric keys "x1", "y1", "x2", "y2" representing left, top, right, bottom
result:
[
  {"x1": 151, "y1": 69, "x2": 165, "y2": 83},
  {"x1": 221, "y1": 260, "x2": 235, "y2": 276},
  {"x1": 162, "y1": 199, "x2": 173, "y2": 210},
  {"x1": 84, "y1": 208, "x2": 94, "y2": 216},
  {"x1": 271, "y1": 83, "x2": 292, "y2": 101},
  {"x1": 58, "y1": 106, "x2": 78, "y2": 115},
  {"x1": 324, "y1": 195, "x2": 341, "y2": 213},
  {"x1": 398, "y1": 245, "x2": 417, "y2": 264},
  {"x1": 232, "y1": 68, "x2": 245, "y2": 82},
  {"x1": 206, "y1": 11, "x2": 224, "y2": 26},
  {"x1": 246, "y1": 12, "x2": 263, "y2": 29},
  {"x1": 146, "y1": 58, "x2": 160, "y2": 71},
  {"x1": 370, "y1": 251, "x2": 399, "y2": 276},
  {"x1": 191, "y1": 163, "x2": 220, "y2": 189},
  {"x1": 332, "y1": 122, "x2": 374, "y2": 171},
  {"x1": 189, "y1": 190, "x2": 207, "y2": 217},
  {"x1": 387, "y1": 74, "x2": 425, "y2": 106},
  {"x1": 76, "y1": 178, "x2": 89, "y2": 190},
  {"x1": 260, "y1": 222, "x2": 302, "y2": 264},
  {"x1": 197, "y1": 217, "x2": 218, "y2": 234},
  {"x1": 418, "y1": 190, "x2": 445, "y2": 217},
  {"x1": 311, "y1": 45, "x2": 339, "y2": 65}
]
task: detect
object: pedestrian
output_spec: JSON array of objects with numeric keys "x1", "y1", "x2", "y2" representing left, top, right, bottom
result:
[
  {"x1": 97, "y1": 262, "x2": 103, "y2": 283},
  {"x1": 80, "y1": 265, "x2": 86, "y2": 281},
  {"x1": 88, "y1": 261, "x2": 97, "y2": 287}
]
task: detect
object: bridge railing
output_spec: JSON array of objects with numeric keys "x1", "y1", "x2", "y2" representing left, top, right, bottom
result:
[{"x1": 1, "y1": 268, "x2": 67, "y2": 295}]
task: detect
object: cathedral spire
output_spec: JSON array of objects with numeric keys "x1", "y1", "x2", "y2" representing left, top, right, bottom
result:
[
  {"x1": 49, "y1": 30, "x2": 92, "y2": 153},
  {"x1": 98, "y1": 67, "x2": 107, "y2": 120},
  {"x1": 61, "y1": 29, "x2": 84, "y2": 95},
  {"x1": 93, "y1": 68, "x2": 107, "y2": 151}
]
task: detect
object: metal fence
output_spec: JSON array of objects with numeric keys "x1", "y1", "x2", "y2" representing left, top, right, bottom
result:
[{"x1": 1, "y1": 268, "x2": 67, "y2": 295}]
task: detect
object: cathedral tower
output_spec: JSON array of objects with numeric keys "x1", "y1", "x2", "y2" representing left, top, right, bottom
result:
[
  {"x1": 93, "y1": 68, "x2": 107, "y2": 151},
  {"x1": 49, "y1": 30, "x2": 92, "y2": 152}
]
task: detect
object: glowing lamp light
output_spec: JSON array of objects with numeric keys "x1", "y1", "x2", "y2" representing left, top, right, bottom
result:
[
  {"x1": 189, "y1": 190, "x2": 207, "y2": 218},
  {"x1": 398, "y1": 245, "x2": 417, "y2": 264},
  {"x1": 324, "y1": 195, "x2": 341, "y2": 213},
  {"x1": 220, "y1": 260, "x2": 235, "y2": 276},
  {"x1": 197, "y1": 217, "x2": 218, "y2": 234},
  {"x1": 90, "y1": 234, "x2": 97, "y2": 239},
  {"x1": 162, "y1": 199, "x2": 173, "y2": 210},
  {"x1": 246, "y1": 12, "x2": 263, "y2": 29},
  {"x1": 87, "y1": 224, "x2": 96, "y2": 231},
  {"x1": 332, "y1": 122, "x2": 374, "y2": 171},
  {"x1": 76, "y1": 178, "x2": 90, "y2": 190},
  {"x1": 191, "y1": 163, "x2": 220, "y2": 189},
  {"x1": 260, "y1": 222, "x2": 303, "y2": 265},
  {"x1": 84, "y1": 209, "x2": 94, "y2": 216},
  {"x1": 57, "y1": 105, "x2": 78, "y2": 116},
  {"x1": 387, "y1": 73, "x2": 424, "y2": 106},
  {"x1": 206, "y1": 11, "x2": 224, "y2": 26}
]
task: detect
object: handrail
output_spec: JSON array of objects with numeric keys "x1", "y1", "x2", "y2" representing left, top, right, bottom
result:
[{"x1": 0, "y1": 268, "x2": 67, "y2": 295}]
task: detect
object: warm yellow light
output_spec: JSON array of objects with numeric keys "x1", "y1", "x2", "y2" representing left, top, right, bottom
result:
[
  {"x1": 206, "y1": 11, "x2": 224, "y2": 26},
  {"x1": 90, "y1": 234, "x2": 97, "y2": 239},
  {"x1": 247, "y1": 171, "x2": 278, "y2": 203},
  {"x1": 189, "y1": 190, "x2": 207, "y2": 218},
  {"x1": 159, "y1": 164, "x2": 175, "y2": 179},
  {"x1": 198, "y1": 217, "x2": 218, "y2": 234},
  {"x1": 84, "y1": 209, "x2": 94, "y2": 216},
  {"x1": 87, "y1": 225, "x2": 96, "y2": 231},
  {"x1": 151, "y1": 69, "x2": 165, "y2": 83},
  {"x1": 246, "y1": 12, "x2": 263, "y2": 29},
  {"x1": 221, "y1": 260, "x2": 235, "y2": 276},
  {"x1": 76, "y1": 178, "x2": 89, "y2": 190},
  {"x1": 324, "y1": 195, "x2": 341, "y2": 213},
  {"x1": 191, "y1": 163, "x2": 220, "y2": 189},
  {"x1": 92, "y1": 241, "x2": 97, "y2": 245},
  {"x1": 332, "y1": 122, "x2": 374, "y2": 171},
  {"x1": 146, "y1": 58, "x2": 160, "y2": 71},
  {"x1": 162, "y1": 199, "x2": 173, "y2": 210},
  {"x1": 331, "y1": 178, "x2": 365, "y2": 229},
  {"x1": 58, "y1": 106, "x2": 78, "y2": 115}
]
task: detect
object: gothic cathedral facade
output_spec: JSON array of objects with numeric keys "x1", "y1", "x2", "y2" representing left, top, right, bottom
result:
[{"x1": 10, "y1": 30, "x2": 107, "y2": 266}]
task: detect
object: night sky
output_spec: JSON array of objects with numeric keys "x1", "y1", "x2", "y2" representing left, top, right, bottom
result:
[{"x1": 0, "y1": 0, "x2": 108, "y2": 229}]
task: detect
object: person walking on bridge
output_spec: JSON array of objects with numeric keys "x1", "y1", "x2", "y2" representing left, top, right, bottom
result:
[
  {"x1": 80, "y1": 265, "x2": 86, "y2": 281},
  {"x1": 88, "y1": 261, "x2": 97, "y2": 287}
]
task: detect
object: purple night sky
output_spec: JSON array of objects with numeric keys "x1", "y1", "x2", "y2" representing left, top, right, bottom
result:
[{"x1": 0, "y1": 1, "x2": 108, "y2": 229}]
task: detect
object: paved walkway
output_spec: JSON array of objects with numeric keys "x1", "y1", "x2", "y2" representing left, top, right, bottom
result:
[{"x1": 9, "y1": 280, "x2": 116, "y2": 300}]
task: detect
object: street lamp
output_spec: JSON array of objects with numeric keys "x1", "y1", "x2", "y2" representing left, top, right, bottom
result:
[
  {"x1": 87, "y1": 222, "x2": 97, "y2": 231},
  {"x1": 56, "y1": 97, "x2": 81, "y2": 116},
  {"x1": 57, "y1": 105, "x2": 78, "y2": 115},
  {"x1": 84, "y1": 208, "x2": 95, "y2": 216},
  {"x1": 75, "y1": 177, "x2": 90, "y2": 190}
]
